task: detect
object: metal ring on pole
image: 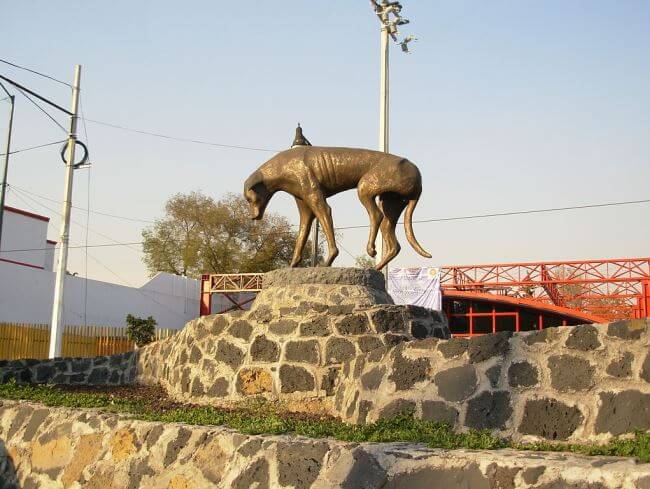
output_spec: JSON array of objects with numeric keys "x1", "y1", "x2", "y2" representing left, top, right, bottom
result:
[{"x1": 60, "y1": 140, "x2": 89, "y2": 168}]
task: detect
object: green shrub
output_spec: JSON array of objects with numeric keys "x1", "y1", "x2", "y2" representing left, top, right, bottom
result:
[{"x1": 125, "y1": 314, "x2": 157, "y2": 346}]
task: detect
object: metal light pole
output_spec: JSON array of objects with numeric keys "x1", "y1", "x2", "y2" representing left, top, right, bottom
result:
[
  {"x1": 49, "y1": 65, "x2": 82, "y2": 358},
  {"x1": 0, "y1": 87, "x2": 15, "y2": 251},
  {"x1": 371, "y1": 1, "x2": 413, "y2": 269}
]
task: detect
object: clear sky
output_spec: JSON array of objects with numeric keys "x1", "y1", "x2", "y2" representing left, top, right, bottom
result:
[{"x1": 1, "y1": 0, "x2": 649, "y2": 286}]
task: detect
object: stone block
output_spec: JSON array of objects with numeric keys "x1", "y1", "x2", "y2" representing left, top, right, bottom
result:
[
  {"x1": 228, "y1": 320, "x2": 253, "y2": 341},
  {"x1": 357, "y1": 400, "x2": 374, "y2": 424},
  {"x1": 388, "y1": 349, "x2": 430, "y2": 390},
  {"x1": 335, "y1": 314, "x2": 371, "y2": 335},
  {"x1": 438, "y1": 337, "x2": 468, "y2": 359},
  {"x1": 232, "y1": 458, "x2": 270, "y2": 489},
  {"x1": 358, "y1": 335, "x2": 384, "y2": 353},
  {"x1": 276, "y1": 441, "x2": 328, "y2": 489},
  {"x1": 486, "y1": 365, "x2": 501, "y2": 388},
  {"x1": 191, "y1": 378, "x2": 204, "y2": 396},
  {"x1": 237, "y1": 368, "x2": 273, "y2": 395},
  {"x1": 383, "y1": 333, "x2": 409, "y2": 347},
  {"x1": 465, "y1": 391, "x2": 512, "y2": 430},
  {"x1": 519, "y1": 398, "x2": 583, "y2": 440},
  {"x1": 385, "y1": 463, "x2": 488, "y2": 489},
  {"x1": 368, "y1": 307, "x2": 405, "y2": 333},
  {"x1": 250, "y1": 336, "x2": 280, "y2": 363},
  {"x1": 379, "y1": 399, "x2": 416, "y2": 419},
  {"x1": 434, "y1": 365, "x2": 477, "y2": 402},
  {"x1": 264, "y1": 267, "x2": 386, "y2": 290},
  {"x1": 34, "y1": 364, "x2": 56, "y2": 382},
  {"x1": 279, "y1": 365, "x2": 315, "y2": 393},
  {"x1": 595, "y1": 390, "x2": 650, "y2": 435},
  {"x1": 285, "y1": 340, "x2": 319, "y2": 364},
  {"x1": 269, "y1": 319, "x2": 298, "y2": 335},
  {"x1": 523, "y1": 328, "x2": 559, "y2": 346},
  {"x1": 642, "y1": 353, "x2": 650, "y2": 383},
  {"x1": 565, "y1": 325, "x2": 601, "y2": 351},
  {"x1": 468, "y1": 332, "x2": 511, "y2": 363},
  {"x1": 507, "y1": 361, "x2": 539, "y2": 388},
  {"x1": 325, "y1": 338, "x2": 356, "y2": 364},
  {"x1": 87, "y1": 367, "x2": 109, "y2": 384},
  {"x1": 189, "y1": 345, "x2": 202, "y2": 363},
  {"x1": 207, "y1": 378, "x2": 230, "y2": 397},
  {"x1": 420, "y1": 400, "x2": 459, "y2": 425},
  {"x1": 216, "y1": 340, "x2": 245, "y2": 371},
  {"x1": 606, "y1": 352, "x2": 633, "y2": 378},
  {"x1": 361, "y1": 366, "x2": 386, "y2": 391},
  {"x1": 410, "y1": 321, "x2": 430, "y2": 339},
  {"x1": 209, "y1": 314, "x2": 229, "y2": 335},
  {"x1": 299, "y1": 317, "x2": 331, "y2": 337},
  {"x1": 321, "y1": 367, "x2": 340, "y2": 396},
  {"x1": 607, "y1": 319, "x2": 645, "y2": 340},
  {"x1": 548, "y1": 355, "x2": 595, "y2": 392}
]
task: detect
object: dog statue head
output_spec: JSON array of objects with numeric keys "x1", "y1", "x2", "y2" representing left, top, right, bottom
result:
[{"x1": 243, "y1": 170, "x2": 273, "y2": 220}]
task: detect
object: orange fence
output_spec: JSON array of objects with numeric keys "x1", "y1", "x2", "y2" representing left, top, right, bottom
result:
[{"x1": 0, "y1": 323, "x2": 177, "y2": 360}]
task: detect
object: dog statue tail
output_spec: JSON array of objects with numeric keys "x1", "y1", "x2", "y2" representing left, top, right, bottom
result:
[{"x1": 404, "y1": 196, "x2": 432, "y2": 258}]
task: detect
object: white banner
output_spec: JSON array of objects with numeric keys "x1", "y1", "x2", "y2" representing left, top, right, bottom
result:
[{"x1": 387, "y1": 267, "x2": 442, "y2": 311}]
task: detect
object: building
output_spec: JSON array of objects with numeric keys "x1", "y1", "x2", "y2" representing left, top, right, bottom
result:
[
  {"x1": 0, "y1": 206, "x2": 198, "y2": 329},
  {"x1": 0, "y1": 206, "x2": 55, "y2": 270}
]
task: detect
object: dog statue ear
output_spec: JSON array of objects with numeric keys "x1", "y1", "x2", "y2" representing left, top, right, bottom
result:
[{"x1": 244, "y1": 171, "x2": 264, "y2": 192}]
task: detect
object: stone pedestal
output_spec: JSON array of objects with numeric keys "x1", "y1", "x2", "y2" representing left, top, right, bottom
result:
[{"x1": 135, "y1": 267, "x2": 449, "y2": 408}]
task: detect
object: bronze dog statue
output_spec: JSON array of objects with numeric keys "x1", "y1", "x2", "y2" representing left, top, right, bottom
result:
[{"x1": 244, "y1": 146, "x2": 431, "y2": 270}]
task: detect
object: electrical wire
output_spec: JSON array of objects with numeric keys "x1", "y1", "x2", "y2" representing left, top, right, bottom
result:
[
  {"x1": 0, "y1": 58, "x2": 71, "y2": 87},
  {"x1": 7, "y1": 184, "x2": 155, "y2": 223},
  {"x1": 10, "y1": 187, "x2": 143, "y2": 254},
  {"x1": 1, "y1": 242, "x2": 143, "y2": 253},
  {"x1": 0, "y1": 140, "x2": 67, "y2": 157},
  {"x1": 335, "y1": 198, "x2": 650, "y2": 230},
  {"x1": 16, "y1": 87, "x2": 67, "y2": 133},
  {"x1": 83, "y1": 118, "x2": 281, "y2": 153}
]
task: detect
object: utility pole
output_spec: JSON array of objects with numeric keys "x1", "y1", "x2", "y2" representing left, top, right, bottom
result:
[
  {"x1": 371, "y1": 1, "x2": 413, "y2": 269},
  {"x1": 0, "y1": 83, "x2": 14, "y2": 251},
  {"x1": 49, "y1": 65, "x2": 81, "y2": 358},
  {"x1": 311, "y1": 221, "x2": 319, "y2": 267}
]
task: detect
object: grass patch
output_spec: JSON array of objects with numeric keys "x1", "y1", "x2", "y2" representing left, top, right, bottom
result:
[{"x1": 0, "y1": 382, "x2": 648, "y2": 462}]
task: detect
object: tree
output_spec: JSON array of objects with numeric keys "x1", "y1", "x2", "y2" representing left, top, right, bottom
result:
[
  {"x1": 142, "y1": 192, "x2": 321, "y2": 277},
  {"x1": 126, "y1": 314, "x2": 156, "y2": 347},
  {"x1": 355, "y1": 255, "x2": 376, "y2": 269}
]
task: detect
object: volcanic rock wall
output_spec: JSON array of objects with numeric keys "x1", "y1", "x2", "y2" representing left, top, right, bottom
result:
[
  {"x1": 335, "y1": 319, "x2": 650, "y2": 442},
  {"x1": 1, "y1": 401, "x2": 649, "y2": 489},
  {"x1": 0, "y1": 269, "x2": 648, "y2": 445}
]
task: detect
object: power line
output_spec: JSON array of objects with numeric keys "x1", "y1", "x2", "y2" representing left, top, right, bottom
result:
[
  {"x1": 16, "y1": 87, "x2": 67, "y2": 133},
  {"x1": 10, "y1": 186, "x2": 143, "y2": 254},
  {"x1": 0, "y1": 58, "x2": 71, "y2": 87},
  {"x1": 83, "y1": 118, "x2": 281, "y2": 153},
  {"x1": 0, "y1": 140, "x2": 66, "y2": 157},
  {"x1": 335, "y1": 198, "x2": 650, "y2": 230},
  {"x1": 4, "y1": 191, "x2": 649, "y2": 253},
  {"x1": 0, "y1": 242, "x2": 143, "y2": 253},
  {"x1": 8, "y1": 184, "x2": 155, "y2": 223}
]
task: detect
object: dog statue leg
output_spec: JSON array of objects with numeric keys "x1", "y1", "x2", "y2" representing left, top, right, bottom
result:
[
  {"x1": 290, "y1": 198, "x2": 315, "y2": 267},
  {"x1": 375, "y1": 194, "x2": 407, "y2": 270},
  {"x1": 307, "y1": 194, "x2": 339, "y2": 266},
  {"x1": 357, "y1": 185, "x2": 383, "y2": 258}
]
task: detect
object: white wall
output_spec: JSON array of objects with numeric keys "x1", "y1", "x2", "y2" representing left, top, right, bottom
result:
[
  {"x1": 0, "y1": 261, "x2": 199, "y2": 329},
  {"x1": 44, "y1": 241, "x2": 55, "y2": 271},
  {"x1": 0, "y1": 208, "x2": 49, "y2": 269}
]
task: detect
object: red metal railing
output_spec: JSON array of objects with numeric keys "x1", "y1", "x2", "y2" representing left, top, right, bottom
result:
[{"x1": 200, "y1": 257, "x2": 650, "y2": 321}]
